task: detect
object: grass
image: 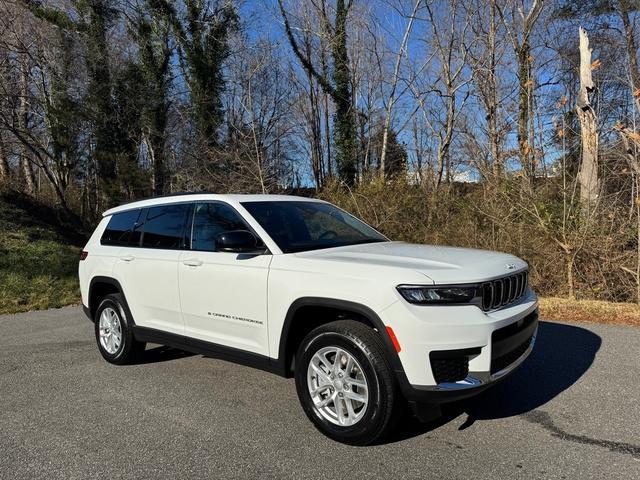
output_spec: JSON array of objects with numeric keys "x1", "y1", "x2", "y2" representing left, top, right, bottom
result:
[
  {"x1": 0, "y1": 195, "x2": 82, "y2": 314},
  {"x1": 539, "y1": 297, "x2": 640, "y2": 327}
]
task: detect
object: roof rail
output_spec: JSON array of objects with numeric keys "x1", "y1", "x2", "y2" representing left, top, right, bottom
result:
[{"x1": 112, "y1": 191, "x2": 217, "y2": 208}]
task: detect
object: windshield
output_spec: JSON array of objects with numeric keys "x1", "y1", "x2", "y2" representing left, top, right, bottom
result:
[{"x1": 241, "y1": 201, "x2": 388, "y2": 253}]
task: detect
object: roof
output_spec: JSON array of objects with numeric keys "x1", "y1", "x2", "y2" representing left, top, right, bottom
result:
[{"x1": 102, "y1": 193, "x2": 324, "y2": 217}]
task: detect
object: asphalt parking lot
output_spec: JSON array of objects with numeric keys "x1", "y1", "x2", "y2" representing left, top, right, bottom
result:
[{"x1": 1, "y1": 306, "x2": 639, "y2": 479}]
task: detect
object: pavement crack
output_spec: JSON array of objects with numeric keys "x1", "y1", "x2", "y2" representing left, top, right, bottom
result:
[{"x1": 523, "y1": 410, "x2": 640, "y2": 459}]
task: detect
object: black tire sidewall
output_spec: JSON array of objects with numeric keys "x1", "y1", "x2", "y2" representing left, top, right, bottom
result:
[
  {"x1": 295, "y1": 330, "x2": 388, "y2": 444},
  {"x1": 94, "y1": 295, "x2": 135, "y2": 364}
]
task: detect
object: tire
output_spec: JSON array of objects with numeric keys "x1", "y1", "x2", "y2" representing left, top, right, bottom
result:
[
  {"x1": 294, "y1": 320, "x2": 400, "y2": 445},
  {"x1": 94, "y1": 293, "x2": 146, "y2": 365}
]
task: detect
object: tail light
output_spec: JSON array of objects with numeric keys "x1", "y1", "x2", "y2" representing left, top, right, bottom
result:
[{"x1": 80, "y1": 251, "x2": 89, "y2": 261}]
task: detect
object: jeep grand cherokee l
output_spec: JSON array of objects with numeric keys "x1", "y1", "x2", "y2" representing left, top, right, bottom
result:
[{"x1": 79, "y1": 193, "x2": 538, "y2": 445}]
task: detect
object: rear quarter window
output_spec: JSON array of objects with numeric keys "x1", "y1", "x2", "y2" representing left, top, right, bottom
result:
[{"x1": 100, "y1": 210, "x2": 141, "y2": 246}]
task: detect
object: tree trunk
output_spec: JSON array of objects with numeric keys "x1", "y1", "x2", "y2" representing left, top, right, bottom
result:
[
  {"x1": 320, "y1": 42, "x2": 332, "y2": 179},
  {"x1": 436, "y1": 89, "x2": 456, "y2": 187},
  {"x1": 18, "y1": 65, "x2": 36, "y2": 195},
  {"x1": 517, "y1": 43, "x2": 533, "y2": 181},
  {"x1": 149, "y1": 99, "x2": 168, "y2": 196},
  {"x1": 618, "y1": 1, "x2": 640, "y2": 114},
  {"x1": 412, "y1": 116, "x2": 422, "y2": 183},
  {"x1": 304, "y1": 36, "x2": 323, "y2": 189},
  {"x1": 309, "y1": 81, "x2": 323, "y2": 189},
  {"x1": 566, "y1": 251, "x2": 575, "y2": 300},
  {"x1": 152, "y1": 147, "x2": 165, "y2": 195},
  {"x1": 324, "y1": 91, "x2": 332, "y2": 178},
  {"x1": 498, "y1": 0, "x2": 543, "y2": 182},
  {"x1": 379, "y1": 0, "x2": 420, "y2": 178},
  {"x1": 576, "y1": 27, "x2": 599, "y2": 208},
  {"x1": 487, "y1": 0, "x2": 501, "y2": 178},
  {"x1": 0, "y1": 132, "x2": 9, "y2": 183},
  {"x1": 331, "y1": 0, "x2": 357, "y2": 184}
]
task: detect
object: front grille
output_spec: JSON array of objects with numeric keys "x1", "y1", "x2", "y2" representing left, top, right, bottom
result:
[
  {"x1": 430, "y1": 357, "x2": 469, "y2": 384},
  {"x1": 481, "y1": 271, "x2": 528, "y2": 311},
  {"x1": 490, "y1": 335, "x2": 532, "y2": 374}
]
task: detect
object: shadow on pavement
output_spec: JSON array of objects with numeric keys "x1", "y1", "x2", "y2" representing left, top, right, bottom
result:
[
  {"x1": 385, "y1": 320, "x2": 602, "y2": 443},
  {"x1": 135, "y1": 345, "x2": 196, "y2": 364}
]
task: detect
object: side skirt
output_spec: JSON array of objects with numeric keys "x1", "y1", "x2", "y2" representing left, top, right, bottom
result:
[{"x1": 132, "y1": 326, "x2": 287, "y2": 377}]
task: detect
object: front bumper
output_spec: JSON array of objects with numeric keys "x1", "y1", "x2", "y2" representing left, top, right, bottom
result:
[{"x1": 379, "y1": 289, "x2": 538, "y2": 404}]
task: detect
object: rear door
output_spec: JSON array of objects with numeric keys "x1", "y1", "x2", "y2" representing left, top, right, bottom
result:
[
  {"x1": 178, "y1": 202, "x2": 271, "y2": 355},
  {"x1": 113, "y1": 203, "x2": 191, "y2": 335}
]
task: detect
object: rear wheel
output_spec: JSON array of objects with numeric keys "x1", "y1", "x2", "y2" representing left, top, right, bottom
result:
[
  {"x1": 94, "y1": 293, "x2": 145, "y2": 365},
  {"x1": 295, "y1": 320, "x2": 400, "y2": 445}
]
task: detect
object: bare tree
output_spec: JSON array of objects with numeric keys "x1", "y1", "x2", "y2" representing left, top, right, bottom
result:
[
  {"x1": 412, "y1": 0, "x2": 471, "y2": 187},
  {"x1": 466, "y1": 0, "x2": 507, "y2": 178},
  {"x1": 498, "y1": 0, "x2": 544, "y2": 181},
  {"x1": 278, "y1": 0, "x2": 358, "y2": 183},
  {"x1": 378, "y1": 0, "x2": 420, "y2": 177},
  {"x1": 576, "y1": 26, "x2": 599, "y2": 208}
]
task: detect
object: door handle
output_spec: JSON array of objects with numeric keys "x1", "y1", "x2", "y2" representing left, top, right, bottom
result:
[
  {"x1": 183, "y1": 259, "x2": 203, "y2": 267},
  {"x1": 120, "y1": 255, "x2": 135, "y2": 262}
]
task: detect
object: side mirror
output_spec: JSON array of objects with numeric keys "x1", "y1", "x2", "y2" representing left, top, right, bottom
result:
[{"x1": 214, "y1": 230, "x2": 266, "y2": 254}]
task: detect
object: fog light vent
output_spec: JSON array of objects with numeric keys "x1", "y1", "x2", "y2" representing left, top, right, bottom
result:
[{"x1": 429, "y1": 347, "x2": 480, "y2": 384}]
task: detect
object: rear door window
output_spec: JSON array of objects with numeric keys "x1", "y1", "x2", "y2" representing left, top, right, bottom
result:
[
  {"x1": 141, "y1": 204, "x2": 191, "y2": 249},
  {"x1": 101, "y1": 209, "x2": 142, "y2": 246}
]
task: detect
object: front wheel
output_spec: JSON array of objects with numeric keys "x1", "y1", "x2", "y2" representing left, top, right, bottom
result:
[{"x1": 294, "y1": 320, "x2": 400, "y2": 445}]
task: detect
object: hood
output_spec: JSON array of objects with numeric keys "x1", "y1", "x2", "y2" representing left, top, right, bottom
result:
[{"x1": 294, "y1": 241, "x2": 527, "y2": 284}]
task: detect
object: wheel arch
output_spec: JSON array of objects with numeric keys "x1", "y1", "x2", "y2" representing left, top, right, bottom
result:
[
  {"x1": 87, "y1": 276, "x2": 133, "y2": 323},
  {"x1": 278, "y1": 297, "x2": 404, "y2": 378}
]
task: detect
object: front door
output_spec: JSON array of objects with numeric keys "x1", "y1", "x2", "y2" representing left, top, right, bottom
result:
[{"x1": 178, "y1": 202, "x2": 272, "y2": 356}]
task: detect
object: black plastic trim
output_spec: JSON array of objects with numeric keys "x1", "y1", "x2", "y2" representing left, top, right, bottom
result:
[
  {"x1": 403, "y1": 373, "x2": 504, "y2": 403},
  {"x1": 492, "y1": 310, "x2": 538, "y2": 359},
  {"x1": 429, "y1": 347, "x2": 481, "y2": 359},
  {"x1": 87, "y1": 276, "x2": 133, "y2": 322},
  {"x1": 133, "y1": 326, "x2": 281, "y2": 375},
  {"x1": 278, "y1": 297, "x2": 406, "y2": 378}
]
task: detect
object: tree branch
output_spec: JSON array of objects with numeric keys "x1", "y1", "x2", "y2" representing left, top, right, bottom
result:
[{"x1": 277, "y1": 0, "x2": 336, "y2": 98}]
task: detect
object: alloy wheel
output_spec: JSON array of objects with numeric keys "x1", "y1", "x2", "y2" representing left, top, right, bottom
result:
[
  {"x1": 306, "y1": 346, "x2": 369, "y2": 427},
  {"x1": 98, "y1": 307, "x2": 122, "y2": 355}
]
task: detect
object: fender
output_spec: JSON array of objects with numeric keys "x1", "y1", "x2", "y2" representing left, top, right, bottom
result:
[
  {"x1": 86, "y1": 276, "x2": 134, "y2": 324},
  {"x1": 277, "y1": 297, "x2": 406, "y2": 377},
  {"x1": 278, "y1": 297, "x2": 472, "y2": 404}
]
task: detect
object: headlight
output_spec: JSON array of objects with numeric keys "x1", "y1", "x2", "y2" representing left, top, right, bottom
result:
[{"x1": 396, "y1": 285, "x2": 477, "y2": 305}]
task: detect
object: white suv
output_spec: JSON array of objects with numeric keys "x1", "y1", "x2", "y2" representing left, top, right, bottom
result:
[{"x1": 79, "y1": 193, "x2": 538, "y2": 444}]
